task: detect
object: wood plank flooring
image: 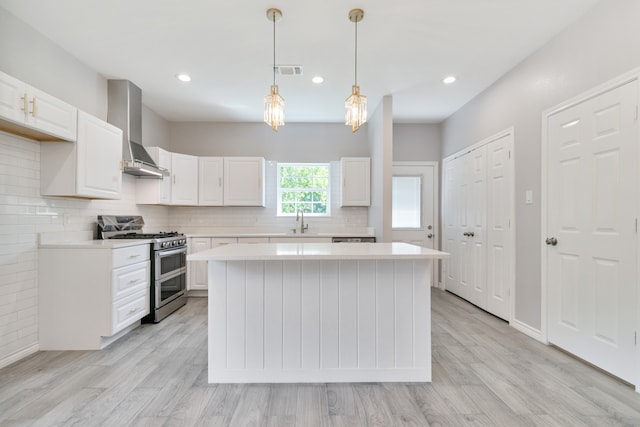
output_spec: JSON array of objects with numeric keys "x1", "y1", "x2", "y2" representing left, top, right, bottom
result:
[{"x1": 2, "y1": 289, "x2": 640, "y2": 426}]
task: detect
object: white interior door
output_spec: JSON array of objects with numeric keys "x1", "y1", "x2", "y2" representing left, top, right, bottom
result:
[
  {"x1": 546, "y1": 79, "x2": 637, "y2": 383},
  {"x1": 392, "y1": 162, "x2": 438, "y2": 284},
  {"x1": 486, "y1": 134, "x2": 513, "y2": 320}
]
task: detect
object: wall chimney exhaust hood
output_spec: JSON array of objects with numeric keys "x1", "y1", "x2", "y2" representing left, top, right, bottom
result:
[{"x1": 107, "y1": 80, "x2": 169, "y2": 178}]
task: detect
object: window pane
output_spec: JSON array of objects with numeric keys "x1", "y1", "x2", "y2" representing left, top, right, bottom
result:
[
  {"x1": 277, "y1": 163, "x2": 330, "y2": 216},
  {"x1": 392, "y1": 176, "x2": 421, "y2": 228}
]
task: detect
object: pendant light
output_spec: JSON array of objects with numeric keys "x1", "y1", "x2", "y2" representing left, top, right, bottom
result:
[
  {"x1": 345, "y1": 8, "x2": 367, "y2": 133},
  {"x1": 264, "y1": 8, "x2": 284, "y2": 132}
]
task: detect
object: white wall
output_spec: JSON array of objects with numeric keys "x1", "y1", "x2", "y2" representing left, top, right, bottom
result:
[
  {"x1": 393, "y1": 123, "x2": 441, "y2": 162},
  {"x1": 441, "y1": 0, "x2": 640, "y2": 331}
]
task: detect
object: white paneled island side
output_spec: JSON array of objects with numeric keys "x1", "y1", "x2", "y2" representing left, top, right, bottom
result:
[{"x1": 188, "y1": 242, "x2": 449, "y2": 383}]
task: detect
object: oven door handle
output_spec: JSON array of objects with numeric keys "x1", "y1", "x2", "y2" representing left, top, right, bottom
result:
[{"x1": 157, "y1": 247, "x2": 187, "y2": 258}]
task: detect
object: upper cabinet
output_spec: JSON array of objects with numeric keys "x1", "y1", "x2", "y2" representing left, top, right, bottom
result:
[
  {"x1": 136, "y1": 147, "x2": 172, "y2": 205},
  {"x1": 171, "y1": 153, "x2": 199, "y2": 205},
  {"x1": 135, "y1": 152, "x2": 266, "y2": 207},
  {"x1": 198, "y1": 157, "x2": 224, "y2": 206},
  {"x1": 0, "y1": 70, "x2": 77, "y2": 142},
  {"x1": 340, "y1": 157, "x2": 371, "y2": 206},
  {"x1": 223, "y1": 157, "x2": 265, "y2": 206},
  {"x1": 40, "y1": 111, "x2": 123, "y2": 199}
]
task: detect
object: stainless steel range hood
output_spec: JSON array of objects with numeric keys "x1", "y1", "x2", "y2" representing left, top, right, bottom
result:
[{"x1": 107, "y1": 80, "x2": 169, "y2": 178}]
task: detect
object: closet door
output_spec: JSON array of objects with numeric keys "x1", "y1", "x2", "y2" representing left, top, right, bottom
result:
[
  {"x1": 486, "y1": 135, "x2": 513, "y2": 320},
  {"x1": 443, "y1": 132, "x2": 513, "y2": 321},
  {"x1": 466, "y1": 146, "x2": 488, "y2": 309}
]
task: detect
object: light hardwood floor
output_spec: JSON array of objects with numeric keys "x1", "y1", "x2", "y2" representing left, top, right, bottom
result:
[{"x1": 2, "y1": 289, "x2": 640, "y2": 426}]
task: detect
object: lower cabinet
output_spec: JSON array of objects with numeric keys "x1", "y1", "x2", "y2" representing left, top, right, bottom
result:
[
  {"x1": 188, "y1": 237, "x2": 236, "y2": 291},
  {"x1": 38, "y1": 243, "x2": 150, "y2": 350}
]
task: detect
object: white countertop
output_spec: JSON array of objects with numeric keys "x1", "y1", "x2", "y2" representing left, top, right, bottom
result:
[
  {"x1": 186, "y1": 231, "x2": 374, "y2": 238},
  {"x1": 39, "y1": 239, "x2": 152, "y2": 250},
  {"x1": 188, "y1": 242, "x2": 449, "y2": 261}
]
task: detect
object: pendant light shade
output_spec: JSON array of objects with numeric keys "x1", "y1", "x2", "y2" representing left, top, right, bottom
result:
[
  {"x1": 345, "y1": 9, "x2": 366, "y2": 133},
  {"x1": 264, "y1": 8, "x2": 284, "y2": 131}
]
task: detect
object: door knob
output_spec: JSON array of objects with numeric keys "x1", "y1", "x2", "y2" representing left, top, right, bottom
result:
[
  {"x1": 427, "y1": 233, "x2": 433, "y2": 239},
  {"x1": 545, "y1": 237, "x2": 558, "y2": 246},
  {"x1": 463, "y1": 232, "x2": 469, "y2": 237},
  {"x1": 469, "y1": 232, "x2": 475, "y2": 237}
]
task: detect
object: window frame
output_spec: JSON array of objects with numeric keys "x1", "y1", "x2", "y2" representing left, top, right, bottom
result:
[{"x1": 276, "y1": 162, "x2": 331, "y2": 217}]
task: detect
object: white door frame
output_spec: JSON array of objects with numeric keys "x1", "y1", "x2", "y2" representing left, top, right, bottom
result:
[
  {"x1": 442, "y1": 127, "x2": 516, "y2": 323},
  {"x1": 541, "y1": 67, "x2": 640, "y2": 390},
  {"x1": 392, "y1": 161, "x2": 440, "y2": 286}
]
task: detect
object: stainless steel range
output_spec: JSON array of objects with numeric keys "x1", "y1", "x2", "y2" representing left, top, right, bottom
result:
[{"x1": 97, "y1": 215, "x2": 187, "y2": 323}]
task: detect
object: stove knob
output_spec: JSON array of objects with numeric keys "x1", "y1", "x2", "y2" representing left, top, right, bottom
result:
[{"x1": 163, "y1": 242, "x2": 169, "y2": 248}]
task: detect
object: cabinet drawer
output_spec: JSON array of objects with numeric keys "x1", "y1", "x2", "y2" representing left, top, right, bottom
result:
[
  {"x1": 112, "y1": 244, "x2": 150, "y2": 268},
  {"x1": 113, "y1": 261, "x2": 149, "y2": 301},
  {"x1": 112, "y1": 289, "x2": 149, "y2": 334}
]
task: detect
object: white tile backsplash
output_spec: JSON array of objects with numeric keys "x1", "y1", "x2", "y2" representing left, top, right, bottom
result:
[{"x1": 0, "y1": 131, "x2": 170, "y2": 367}]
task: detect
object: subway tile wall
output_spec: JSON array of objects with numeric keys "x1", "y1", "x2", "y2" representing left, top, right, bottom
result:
[{"x1": 0, "y1": 131, "x2": 170, "y2": 367}]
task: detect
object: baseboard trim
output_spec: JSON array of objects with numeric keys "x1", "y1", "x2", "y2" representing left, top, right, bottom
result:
[
  {"x1": 0, "y1": 344, "x2": 39, "y2": 369},
  {"x1": 511, "y1": 319, "x2": 545, "y2": 343}
]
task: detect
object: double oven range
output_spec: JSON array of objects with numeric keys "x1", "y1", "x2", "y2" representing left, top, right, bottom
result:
[{"x1": 98, "y1": 215, "x2": 187, "y2": 323}]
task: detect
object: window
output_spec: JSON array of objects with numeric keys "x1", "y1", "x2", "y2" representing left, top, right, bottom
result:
[
  {"x1": 277, "y1": 163, "x2": 330, "y2": 216},
  {"x1": 392, "y1": 175, "x2": 422, "y2": 229}
]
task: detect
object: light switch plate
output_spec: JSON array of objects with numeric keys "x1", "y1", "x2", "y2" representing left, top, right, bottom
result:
[{"x1": 525, "y1": 190, "x2": 533, "y2": 204}]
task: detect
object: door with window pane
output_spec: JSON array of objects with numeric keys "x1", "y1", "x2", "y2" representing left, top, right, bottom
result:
[{"x1": 392, "y1": 162, "x2": 438, "y2": 285}]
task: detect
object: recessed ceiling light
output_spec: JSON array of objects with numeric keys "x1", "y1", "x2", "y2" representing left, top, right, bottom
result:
[
  {"x1": 312, "y1": 76, "x2": 324, "y2": 84},
  {"x1": 176, "y1": 73, "x2": 191, "y2": 82},
  {"x1": 443, "y1": 76, "x2": 456, "y2": 84}
]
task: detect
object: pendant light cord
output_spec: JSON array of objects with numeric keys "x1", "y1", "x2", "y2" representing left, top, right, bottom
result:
[
  {"x1": 354, "y1": 17, "x2": 358, "y2": 86},
  {"x1": 272, "y1": 11, "x2": 276, "y2": 86}
]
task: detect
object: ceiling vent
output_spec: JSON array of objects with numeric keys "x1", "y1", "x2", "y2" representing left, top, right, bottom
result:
[{"x1": 275, "y1": 65, "x2": 303, "y2": 76}]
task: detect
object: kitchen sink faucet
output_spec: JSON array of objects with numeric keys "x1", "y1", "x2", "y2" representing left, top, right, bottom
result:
[{"x1": 296, "y1": 210, "x2": 309, "y2": 234}]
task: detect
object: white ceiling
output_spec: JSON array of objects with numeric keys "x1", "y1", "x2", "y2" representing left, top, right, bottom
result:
[{"x1": 1, "y1": 0, "x2": 601, "y2": 124}]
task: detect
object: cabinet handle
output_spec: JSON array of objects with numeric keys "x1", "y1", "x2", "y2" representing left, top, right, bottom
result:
[
  {"x1": 129, "y1": 307, "x2": 139, "y2": 314},
  {"x1": 21, "y1": 94, "x2": 28, "y2": 113},
  {"x1": 173, "y1": 174, "x2": 176, "y2": 184},
  {"x1": 30, "y1": 97, "x2": 36, "y2": 117},
  {"x1": 128, "y1": 279, "x2": 140, "y2": 284},
  {"x1": 219, "y1": 177, "x2": 222, "y2": 187},
  {"x1": 129, "y1": 254, "x2": 141, "y2": 258}
]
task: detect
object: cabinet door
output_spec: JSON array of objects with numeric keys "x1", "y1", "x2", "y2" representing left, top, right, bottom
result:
[
  {"x1": 76, "y1": 111, "x2": 123, "y2": 199},
  {"x1": 223, "y1": 157, "x2": 265, "y2": 206},
  {"x1": 25, "y1": 85, "x2": 77, "y2": 141},
  {"x1": 340, "y1": 157, "x2": 370, "y2": 206},
  {"x1": 157, "y1": 148, "x2": 172, "y2": 204},
  {"x1": 0, "y1": 71, "x2": 26, "y2": 124},
  {"x1": 135, "y1": 147, "x2": 172, "y2": 205},
  {"x1": 171, "y1": 153, "x2": 199, "y2": 205},
  {"x1": 199, "y1": 157, "x2": 224, "y2": 206},
  {"x1": 189, "y1": 238, "x2": 213, "y2": 291}
]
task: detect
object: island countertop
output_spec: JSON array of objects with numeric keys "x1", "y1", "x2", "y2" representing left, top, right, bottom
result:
[{"x1": 187, "y1": 242, "x2": 449, "y2": 262}]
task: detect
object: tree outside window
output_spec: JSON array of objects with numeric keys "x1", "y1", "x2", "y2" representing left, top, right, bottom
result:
[{"x1": 277, "y1": 163, "x2": 330, "y2": 216}]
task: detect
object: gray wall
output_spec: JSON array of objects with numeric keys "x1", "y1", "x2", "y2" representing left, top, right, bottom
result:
[
  {"x1": 441, "y1": 0, "x2": 640, "y2": 330},
  {"x1": 168, "y1": 122, "x2": 369, "y2": 161},
  {"x1": 393, "y1": 123, "x2": 441, "y2": 162},
  {"x1": 0, "y1": 7, "x2": 106, "y2": 119},
  {"x1": 368, "y1": 96, "x2": 394, "y2": 242}
]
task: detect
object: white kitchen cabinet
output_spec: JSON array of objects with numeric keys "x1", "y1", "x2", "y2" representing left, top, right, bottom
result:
[
  {"x1": 38, "y1": 243, "x2": 150, "y2": 350},
  {"x1": 237, "y1": 237, "x2": 269, "y2": 243},
  {"x1": 136, "y1": 146, "x2": 172, "y2": 205},
  {"x1": 171, "y1": 153, "x2": 199, "y2": 205},
  {"x1": 223, "y1": 157, "x2": 265, "y2": 206},
  {"x1": 0, "y1": 70, "x2": 77, "y2": 142},
  {"x1": 188, "y1": 237, "x2": 236, "y2": 292},
  {"x1": 198, "y1": 157, "x2": 224, "y2": 206},
  {"x1": 340, "y1": 157, "x2": 370, "y2": 206},
  {"x1": 40, "y1": 110, "x2": 122, "y2": 199}
]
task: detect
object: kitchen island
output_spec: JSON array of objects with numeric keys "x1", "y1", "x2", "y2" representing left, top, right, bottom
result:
[{"x1": 188, "y1": 242, "x2": 448, "y2": 383}]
